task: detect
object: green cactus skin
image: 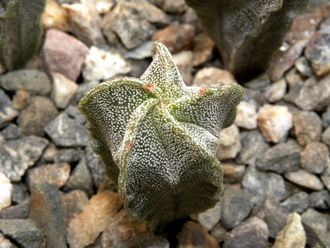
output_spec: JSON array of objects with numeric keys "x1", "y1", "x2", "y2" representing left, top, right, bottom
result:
[
  {"x1": 0, "y1": 0, "x2": 45, "y2": 70},
  {"x1": 79, "y1": 42, "x2": 244, "y2": 228}
]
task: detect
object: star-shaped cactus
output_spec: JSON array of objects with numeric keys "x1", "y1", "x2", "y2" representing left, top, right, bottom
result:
[{"x1": 79, "y1": 42, "x2": 244, "y2": 228}]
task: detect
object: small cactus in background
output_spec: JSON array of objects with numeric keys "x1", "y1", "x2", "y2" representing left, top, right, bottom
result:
[
  {"x1": 0, "y1": 0, "x2": 45, "y2": 70},
  {"x1": 79, "y1": 42, "x2": 244, "y2": 228},
  {"x1": 185, "y1": 0, "x2": 308, "y2": 80}
]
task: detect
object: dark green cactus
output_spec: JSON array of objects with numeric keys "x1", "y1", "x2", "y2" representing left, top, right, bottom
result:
[
  {"x1": 185, "y1": 0, "x2": 308, "y2": 80},
  {"x1": 0, "y1": 0, "x2": 45, "y2": 70},
  {"x1": 79, "y1": 42, "x2": 244, "y2": 228}
]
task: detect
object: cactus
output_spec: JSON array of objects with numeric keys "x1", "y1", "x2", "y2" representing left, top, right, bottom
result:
[
  {"x1": 0, "y1": 0, "x2": 45, "y2": 70},
  {"x1": 79, "y1": 42, "x2": 244, "y2": 228},
  {"x1": 185, "y1": 0, "x2": 308, "y2": 80}
]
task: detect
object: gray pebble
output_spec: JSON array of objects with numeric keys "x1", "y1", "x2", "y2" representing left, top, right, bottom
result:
[
  {"x1": 1, "y1": 124, "x2": 21, "y2": 140},
  {"x1": 0, "y1": 69, "x2": 51, "y2": 95},
  {"x1": 256, "y1": 139, "x2": 302, "y2": 174},
  {"x1": 221, "y1": 187, "x2": 254, "y2": 230},
  {"x1": 224, "y1": 217, "x2": 269, "y2": 248},
  {"x1": 44, "y1": 112, "x2": 89, "y2": 147},
  {"x1": 237, "y1": 131, "x2": 269, "y2": 166},
  {"x1": 242, "y1": 166, "x2": 287, "y2": 203},
  {"x1": 301, "y1": 142, "x2": 329, "y2": 174},
  {"x1": 280, "y1": 192, "x2": 310, "y2": 213},
  {"x1": 0, "y1": 88, "x2": 18, "y2": 128}
]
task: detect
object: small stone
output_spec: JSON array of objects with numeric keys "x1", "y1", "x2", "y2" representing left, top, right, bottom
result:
[
  {"x1": 321, "y1": 167, "x2": 330, "y2": 191},
  {"x1": 0, "y1": 89, "x2": 18, "y2": 128},
  {"x1": 254, "y1": 197, "x2": 289, "y2": 238},
  {"x1": 125, "y1": 233, "x2": 170, "y2": 248},
  {"x1": 285, "y1": 169, "x2": 324, "y2": 191},
  {"x1": 27, "y1": 163, "x2": 71, "y2": 189},
  {"x1": 17, "y1": 96, "x2": 58, "y2": 136},
  {"x1": 302, "y1": 208, "x2": 330, "y2": 248},
  {"x1": 309, "y1": 190, "x2": 330, "y2": 210},
  {"x1": 44, "y1": 112, "x2": 89, "y2": 147},
  {"x1": 51, "y1": 73, "x2": 78, "y2": 109},
  {"x1": 285, "y1": 76, "x2": 330, "y2": 111},
  {"x1": 322, "y1": 106, "x2": 330, "y2": 128},
  {"x1": 42, "y1": 0, "x2": 70, "y2": 31},
  {"x1": 243, "y1": 89, "x2": 268, "y2": 109},
  {"x1": 224, "y1": 217, "x2": 269, "y2": 248},
  {"x1": 61, "y1": 190, "x2": 89, "y2": 226},
  {"x1": 234, "y1": 101, "x2": 257, "y2": 129},
  {"x1": 0, "y1": 136, "x2": 48, "y2": 181},
  {"x1": 193, "y1": 67, "x2": 235, "y2": 87},
  {"x1": 56, "y1": 148, "x2": 83, "y2": 164},
  {"x1": 256, "y1": 139, "x2": 302, "y2": 174},
  {"x1": 0, "y1": 172, "x2": 12, "y2": 211},
  {"x1": 11, "y1": 183, "x2": 28, "y2": 205},
  {"x1": 0, "y1": 219, "x2": 45, "y2": 248},
  {"x1": 0, "y1": 199, "x2": 30, "y2": 219},
  {"x1": 44, "y1": 146, "x2": 80, "y2": 164},
  {"x1": 101, "y1": 210, "x2": 149, "y2": 247},
  {"x1": 305, "y1": 31, "x2": 330, "y2": 76},
  {"x1": 93, "y1": 0, "x2": 115, "y2": 14},
  {"x1": 295, "y1": 57, "x2": 313, "y2": 77},
  {"x1": 67, "y1": 191, "x2": 122, "y2": 248},
  {"x1": 322, "y1": 127, "x2": 330, "y2": 147},
  {"x1": 124, "y1": 41, "x2": 153, "y2": 60},
  {"x1": 222, "y1": 163, "x2": 246, "y2": 184},
  {"x1": 29, "y1": 184, "x2": 66, "y2": 248},
  {"x1": 65, "y1": 156, "x2": 94, "y2": 196},
  {"x1": 217, "y1": 125, "x2": 241, "y2": 160},
  {"x1": 293, "y1": 111, "x2": 322, "y2": 146},
  {"x1": 267, "y1": 41, "x2": 307, "y2": 82},
  {"x1": 173, "y1": 51, "x2": 193, "y2": 85},
  {"x1": 220, "y1": 187, "x2": 254, "y2": 230},
  {"x1": 133, "y1": 0, "x2": 170, "y2": 27},
  {"x1": 152, "y1": 24, "x2": 195, "y2": 53},
  {"x1": 177, "y1": 221, "x2": 219, "y2": 248},
  {"x1": 162, "y1": 0, "x2": 187, "y2": 13},
  {"x1": 192, "y1": 33, "x2": 215, "y2": 67},
  {"x1": 286, "y1": 8, "x2": 323, "y2": 43},
  {"x1": 210, "y1": 223, "x2": 227, "y2": 243},
  {"x1": 237, "y1": 131, "x2": 269, "y2": 166},
  {"x1": 280, "y1": 192, "x2": 310, "y2": 213},
  {"x1": 196, "y1": 200, "x2": 222, "y2": 231},
  {"x1": 65, "y1": 105, "x2": 85, "y2": 124},
  {"x1": 63, "y1": 2, "x2": 105, "y2": 46},
  {"x1": 301, "y1": 142, "x2": 329, "y2": 174},
  {"x1": 242, "y1": 167, "x2": 286, "y2": 202},
  {"x1": 83, "y1": 46, "x2": 131, "y2": 82},
  {"x1": 43, "y1": 29, "x2": 89, "y2": 81},
  {"x1": 273, "y1": 213, "x2": 306, "y2": 248},
  {"x1": 257, "y1": 104, "x2": 292, "y2": 143},
  {"x1": 1, "y1": 124, "x2": 21, "y2": 140},
  {"x1": 264, "y1": 79, "x2": 287, "y2": 102},
  {"x1": 0, "y1": 232, "x2": 16, "y2": 248},
  {"x1": 12, "y1": 89, "x2": 30, "y2": 111},
  {"x1": 246, "y1": 73, "x2": 271, "y2": 90},
  {"x1": 102, "y1": 1, "x2": 154, "y2": 49},
  {"x1": 0, "y1": 69, "x2": 51, "y2": 95}
]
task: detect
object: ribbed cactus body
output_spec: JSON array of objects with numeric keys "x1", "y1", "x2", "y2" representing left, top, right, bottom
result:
[
  {"x1": 79, "y1": 42, "x2": 244, "y2": 228},
  {"x1": 0, "y1": 0, "x2": 45, "y2": 70}
]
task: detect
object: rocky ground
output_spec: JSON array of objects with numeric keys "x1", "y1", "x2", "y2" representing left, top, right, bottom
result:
[{"x1": 0, "y1": 0, "x2": 330, "y2": 247}]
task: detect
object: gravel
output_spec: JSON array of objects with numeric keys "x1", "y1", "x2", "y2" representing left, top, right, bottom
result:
[{"x1": 0, "y1": 1, "x2": 330, "y2": 247}]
